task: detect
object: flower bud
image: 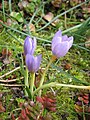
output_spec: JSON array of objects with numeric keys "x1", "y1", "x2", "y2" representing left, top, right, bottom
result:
[{"x1": 52, "y1": 30, "x2": 73, "y2": 58}]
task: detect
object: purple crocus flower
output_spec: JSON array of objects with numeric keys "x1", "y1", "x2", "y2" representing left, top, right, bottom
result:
[
  {"x1": 24, "y1": 36, "x2": 36, "y2": 56},
  {"x1": 25, "y1": 54, "x2": 42, "y2": 73},
  {"x1": 52, "y1": 30, "x2": 73, "y2": 58}
]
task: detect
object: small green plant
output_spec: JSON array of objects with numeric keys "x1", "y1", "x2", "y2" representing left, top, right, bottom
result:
[{"x1": 23, "y1": 30, "x2": 90, "y2": 100}]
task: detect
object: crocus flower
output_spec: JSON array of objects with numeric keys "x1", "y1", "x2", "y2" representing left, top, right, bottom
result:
[
  {"x1": 24, "y1": 36, "x2": 36, "y2": 56},
  {"x1": 25, "y1": 54, "x2": 42, "y2": 73},
  {"x1": 52, "y1": 30, "x2": 73, "y2": 58}
]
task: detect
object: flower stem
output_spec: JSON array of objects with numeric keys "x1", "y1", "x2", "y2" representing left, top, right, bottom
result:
[
  {"x1": 30, "y1": 72, "x2": 35, "y2": 98},
  {"x1": 39, "y1": 56, "x2": 56, "y2": 96},
  {"x1": 25, "y1": 68, "x2": 29, "y2": 96},
  {"x1": 33, "y1": 82, "x2": 90, "y2": 96}
]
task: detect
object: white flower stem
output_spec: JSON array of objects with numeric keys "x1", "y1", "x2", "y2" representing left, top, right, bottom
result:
[
  {"x1": 33, "y1": 82, "x2": 90, "y2": 96},
  {"x1": 30, "y1": 72, "x2": 35, "y2": 98},
  {"x1": 39, "y1": 56, "x2": 57, "y2": 96},
  {"x1": 25, "y1": 68, "x2": 29, "y2": 96}
]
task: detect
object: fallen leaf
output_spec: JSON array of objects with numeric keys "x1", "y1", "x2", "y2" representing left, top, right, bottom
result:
[
  {"x1": 3, "y1": 58, "x2": 10, "y2": 64},
  {"x1": 51, "y1": 0, "x2": 62, "y2": 8},
  {"x1": 0, "y1": 102, "x2": 5, "y2": 113},
  {"x1": 82, "y1": 3, "x2": 90, "y2": 13},
  {"x1": 64, "y1": 63, "x2": 71, "y2": 70},
  {"x1": 0, "y1": 48, "x2": 12, "y2": 64},
  {"x1": 43, "y1": 12, "x2": 59, "y2": 26},
  {"x1": 29, "y1": 23, "x2": 35, "y2": 32},
  {"x1": 2, "y1": 48, "x2": 12, "y2": 57},
  {"x1": 6, "y1": 18, "x2": 12, "y2": 26},
  {"x1": 43, "y1": 12, "x2": 54, "y2": 22},
  {"x1": 23, "y1": 24, "x2": 35, "y2": 32},
  {"x1": 18, "y1": 0, "x2": 28, "y2": 10}
]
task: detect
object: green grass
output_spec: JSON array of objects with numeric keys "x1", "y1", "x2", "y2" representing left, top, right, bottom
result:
[{"x1": 0, "y1": 0, "x2": 90, "y2": 119}]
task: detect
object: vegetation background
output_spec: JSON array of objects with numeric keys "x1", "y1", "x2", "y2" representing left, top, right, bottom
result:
[{"x1": 0, "y1": 0, "x2": 90, "y2": 120}]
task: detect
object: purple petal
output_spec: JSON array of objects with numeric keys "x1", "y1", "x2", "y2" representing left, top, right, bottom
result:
[
  {"x1": 52, "y1": 41, "x2": 69, "y2": 58},
  {"x1": 24, "y1": 36, "x2": 33, "y2": 55},
  {"x1": 52, "y1": 36, "x2": 62, "y2": 51},
  {"x1": 24, "y1": 36, "x2": 37, "y2": 56},
  {"x1": 52, "y1": 30, "x2": 63, "y2": 52},
  {"x1": 25, "y1": 54, "x2": 42, "y2": 72},
  {"x1": 33, "y1": 54, "x2": 42, "y2": 72},
  {"x1": 25, "y1": 54, "x2": 34, "y2": 72},
  {"x1": 54, "y1": 30, "x2": 62, "y2": 38},
  {"x1": 31, "y1": 37, "x2": 37, "y2": 55},
  {"x1": 68, "y1": 36, "x2": 73, "y2": 48},
  {"x1": 52, "y1": 30, "x2": 62, "y2": 42},
  {"x1": 62, "y1": 35, "x2": 68, "y2": 41},
  {"x1": 51, "y1": 30, "x2": 74, "y2": 58}
]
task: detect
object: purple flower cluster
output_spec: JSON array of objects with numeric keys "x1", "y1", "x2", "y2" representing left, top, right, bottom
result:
[
  {"x1": 24, "y1": 30, "x2": 73, "y2": 72},
  {"x1": 24, "y1": 36, "x2": 42, "y2": 73}
]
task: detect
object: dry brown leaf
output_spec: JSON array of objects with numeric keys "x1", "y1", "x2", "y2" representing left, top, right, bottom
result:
[
  {"x1": 29, "y1": 23, "x2": 35, "y2": 32},
  {"x1": 23, "y1": 23, "x2": 35, "y2": 32},
  {"x1": 43, "y1": 12, "x2": 59, "y2": 26},
  {"x1": 72, "y1": 0, "x2": 80, "y2": 3},
  {"x1": 6, "y1": 18, "x2": 12, "y2": 26},
  {"x1": 43, "y1": 12, "x2": 54, "y2": 22},
  {"x1": 82, "y1": 6, "x2": 90, "y2": 13},
  {"x1": 2, "y1": 48, "x2": 12, "y2": 57},
  {"x1": 51, "y1": 0, "x2": 62, "y2": 8},
  {"x1": 18, "y1": 0, "x2": 28, "y2": 10},
  {"x1": 0, "y1": 48, "x2": 12, "y2": 64},
  {"x1": 3, "y1": 58, "x2": 10, "y2": 64},
  {"x1": 64, "y1": 63, "x2": 71, "y2": 70},
  {"x1": 0, "y1": 102, "x2": 5, "y2": 113}
]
